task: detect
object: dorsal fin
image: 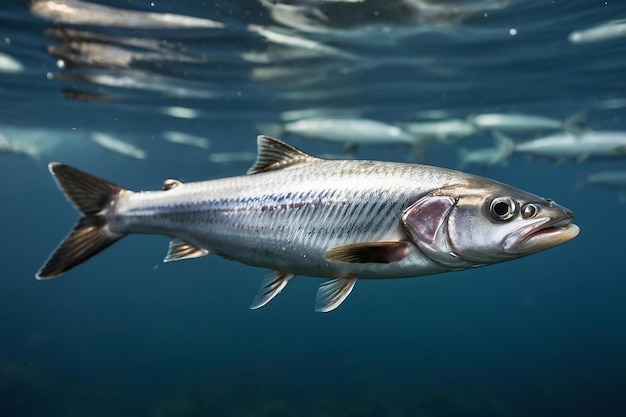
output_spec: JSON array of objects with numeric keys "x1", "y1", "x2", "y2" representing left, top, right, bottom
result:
[{"x1": 247, "y1": 135, "x2": 319, "y2": 175}]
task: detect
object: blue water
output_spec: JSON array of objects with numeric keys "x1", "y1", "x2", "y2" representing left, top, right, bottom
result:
[{"x1": 2, "y1": 0, "x2": 626, "y2": 415}]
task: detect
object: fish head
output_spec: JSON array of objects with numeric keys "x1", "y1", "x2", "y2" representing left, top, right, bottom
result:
[{"x1": 402, "y1": 182, "x2": 579, "y2": 268}]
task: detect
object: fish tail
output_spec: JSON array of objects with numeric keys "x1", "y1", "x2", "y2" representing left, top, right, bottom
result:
[
  {"x1": 36, "y1": 163, "x2": 129, "y2": 279},
  {"x1": 491, "y1": 130, "x2": 516, "y2": 152}
]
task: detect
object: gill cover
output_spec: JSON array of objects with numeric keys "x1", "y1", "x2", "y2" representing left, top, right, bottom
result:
[{"x1": 401, "y1": 194, "x2": 476, "y2": 269}]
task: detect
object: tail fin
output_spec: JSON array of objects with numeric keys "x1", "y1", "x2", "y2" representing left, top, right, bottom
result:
[
  {"x1": 36, "y1": 163, "x2": 129, "y2": 279},
  {"x1": 493, "y1": 131, "x2": 516, "y2": 162},
  {"x1": 491, "y1": 130, "x2": 516, "y2": 153}
]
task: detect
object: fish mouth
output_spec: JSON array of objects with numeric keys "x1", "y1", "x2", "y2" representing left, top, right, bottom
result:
[{"x1": 506, "y1": 215, "x2": 580, "y2": 254}]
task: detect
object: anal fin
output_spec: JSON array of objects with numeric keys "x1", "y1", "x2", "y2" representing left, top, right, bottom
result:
[
  {"x1": 249, "y1": 271, "x2": 294, "y2": 310},
  {"x1": 163, "y1": 238, "x2": 209, "y2": 262},
  {"x1": 315, "y1": 275, "x2": 357, "y2": 313},
  {"x1": 324, "y1": 241, "x2": 410, "y2": 264}
]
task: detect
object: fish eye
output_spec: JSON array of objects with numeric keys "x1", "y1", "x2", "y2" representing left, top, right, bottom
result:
[
  {"x1": 521, "y1": 203, "x2": 538, "y2": 218},
  {"x1": 488, "y1": 196, "x2": 518, "y2": 222}
]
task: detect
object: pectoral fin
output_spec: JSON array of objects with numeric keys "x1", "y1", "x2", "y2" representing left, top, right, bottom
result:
[
  {"x1": 250, "y1": 271, "x2": 294, "y2": 310},
  {"x1": 324, "y1": 241, "x2": 410, "y2": 264},
  {"x1": 315, "y1": 275, "x2": 357, "y2": 313},
  {"x1": 163, "y1": 238, "x2": 209, "y2": 262}
]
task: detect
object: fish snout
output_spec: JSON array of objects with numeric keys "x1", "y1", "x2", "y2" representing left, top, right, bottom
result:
[
  {"x1": 512, "y1": 199, "x2": 579, "y2": 255},
  {"x1": 544, "y1": 199, "x2": 574, "y2": 223}
]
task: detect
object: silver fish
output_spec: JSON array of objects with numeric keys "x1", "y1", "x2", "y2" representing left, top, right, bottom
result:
[
  {"x1": 584, "y1": 171, "x2": 626, "y2": 188},
  {"x1": 30, "y1": 0, "x2": 224, "y2": 29},
  {"x1": 260, "y1": 117, "x2": 427, "y2": 158},
  {"x1": 400, "y1": 118, "x2": 478, "y2": 142},
  {"x1": 246, "y1": 24, "x2": 347, "y2": 58},
  {"x1": 511, "y1": 130, "x2": 626, "y2": 163},
  {"x1": 0, "y1": 52, "x2": 23, "y2": 74},
  {"x1": 37, "y1": 136, "x2": 579, "y2": 312},
  {"x1": 0, "y1": 134, "x2": 39, "y2": 160},
  {"x1": 259, "y1": 0, "x2": 329, "y2": 33},
  {"x1": 569, "y1": 19, "x2": 626, "y2": 44},
  {"x1": 161, "y1": 131, "x2": 211, "y2": 149},
  {"x1": 90, "y1": 132, "x2": 147, "y2": 160},
  {"x1": 580, "y1": 171, "x2": 626, "y2": 203},
  {"x1": 457, "y1": 133, "x2": 515, "y2": 169},
  {"x1": 468, "y1": 113, "x2": 564, "y2": 133}
]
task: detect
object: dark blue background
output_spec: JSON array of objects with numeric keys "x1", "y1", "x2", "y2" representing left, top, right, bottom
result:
[{"x1": 1, "y1": 0, "x2": 625, "y2": 415}]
